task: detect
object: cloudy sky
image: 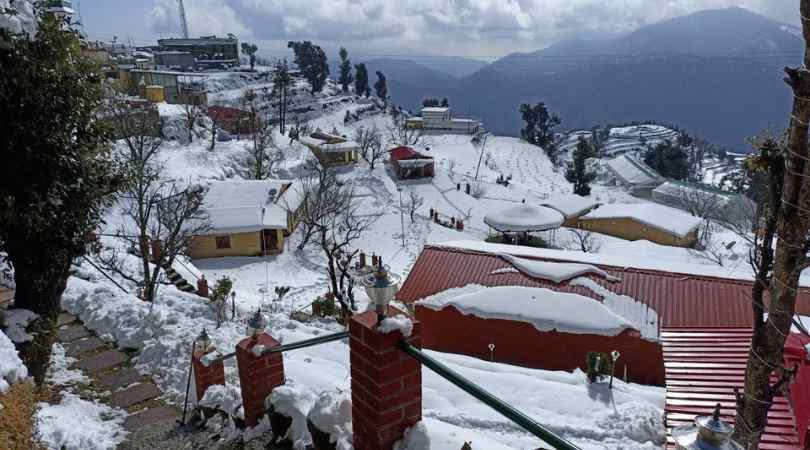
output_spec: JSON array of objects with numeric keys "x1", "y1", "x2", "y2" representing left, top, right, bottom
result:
[{"x1": 79, "y1": 0, "x2": 799, "y2": 60}]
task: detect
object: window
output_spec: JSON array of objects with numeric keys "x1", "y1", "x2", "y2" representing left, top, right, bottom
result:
[{"x1": 215, "y1": 235, "x2": 231, "y2": 249}]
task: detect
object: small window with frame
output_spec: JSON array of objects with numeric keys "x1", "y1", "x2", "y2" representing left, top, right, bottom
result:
[{"x1": 215, "y1": 235, "x2": 231, "y2": 249}]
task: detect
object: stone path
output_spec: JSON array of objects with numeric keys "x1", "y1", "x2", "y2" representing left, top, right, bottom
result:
[{"x1": 53, "y1": 312, "x2": 181, "y2": 438}]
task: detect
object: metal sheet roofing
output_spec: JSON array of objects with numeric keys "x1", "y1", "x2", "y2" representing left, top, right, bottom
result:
[
  {"x1": 661, "y1": 328, "x2": 802, "y2": 450},
  {"x1": 396, "y1": 245, "x2": 810, "y2": 328}
]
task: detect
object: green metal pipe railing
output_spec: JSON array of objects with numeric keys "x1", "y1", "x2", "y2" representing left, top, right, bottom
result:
[
  {"x1": 208, "y1": 330, "x2": 350, "y2": 365},
  {"x1": 399, "y1": 341, "x2": 581, "y2": 450}
]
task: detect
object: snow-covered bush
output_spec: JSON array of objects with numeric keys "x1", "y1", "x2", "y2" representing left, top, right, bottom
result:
[{"x1": 306, "y1": 390, "x2": 352, "y2": 450}]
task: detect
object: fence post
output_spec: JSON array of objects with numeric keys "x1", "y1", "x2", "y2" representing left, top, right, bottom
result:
[
  {"x1": 236, "y1": 333, "x2": 285, "y2": 427},
  {"x1": 350, "y1": 307, "x2": 422, "y2": 450},
  {"x1": 192, "y1": 347, "x2": 225, "y2": 402}
]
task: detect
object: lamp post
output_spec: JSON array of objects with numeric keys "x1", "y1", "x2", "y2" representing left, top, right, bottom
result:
[
  {"x1": 360, "y1": 261, "x2": 401, "y2": 323},
  {"x1": 246, "y1": 308, "x2": 266, "y2": 339},
  {"x1": 609, "y1": 350, "x2": 620, "y2": 389},
  {"x1": 672, "y1": 404, "x2": 742, "y2": 450},
  {"x1": 194, "y1": 328, "x2": 212, "y2": 353}
]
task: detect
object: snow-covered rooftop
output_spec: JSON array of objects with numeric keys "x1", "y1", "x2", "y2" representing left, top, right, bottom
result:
[
  {"x1": 299, "y1": 135, "x2": 360, "y2": 153},
  {"x1": 418, "y1": 285, "x2": 635, "y2": 337},
  {"x1": 541, "y1": 194, "x2": 599, "y2": 219},
  {"x1": 201, "y1": 179, "x2": 303, "y2": 234},
  {"x1": 582, "y1": 203, "x2": 702, "y2": 237},
  {"x1": 422, "y1": 107, "x2": 449, "y2": 113},
  {"x1": 605, "y1": 155, "x2": 663, "y2": 186},
  {"x1": 483, "y1": 204, "x2": 564, "y2": 232}
]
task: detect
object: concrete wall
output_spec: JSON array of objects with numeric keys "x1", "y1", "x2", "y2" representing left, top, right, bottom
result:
[
  {"x1": 416, "y1": 304, "x2": 665, "y2": 385},
  {"x1": 189, "y1": 231, "x2": 262, "y2": 259},
  {"x1": 574, "y1": 216, "x2": 697, "y2": 247}
]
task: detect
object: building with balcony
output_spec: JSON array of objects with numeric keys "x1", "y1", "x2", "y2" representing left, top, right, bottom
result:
[{"x1": 405, "y1": 107, "x2": 482, "y2": 135}]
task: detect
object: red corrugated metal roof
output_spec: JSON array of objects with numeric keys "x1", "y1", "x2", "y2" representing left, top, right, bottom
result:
[
  {"x1": 390, "y1": 146, "x2": 431, "y2": 161},
  {"x1": 662, "y1": 328, "x2": 802, "y2": 450},
  {"x1": 397, "y1": 246, "x2": 810, "y2": 328}
]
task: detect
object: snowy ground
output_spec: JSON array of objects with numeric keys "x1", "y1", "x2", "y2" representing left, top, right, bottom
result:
[{"x1": 63, "y1": 81, "x2": 770, "y2": 448}]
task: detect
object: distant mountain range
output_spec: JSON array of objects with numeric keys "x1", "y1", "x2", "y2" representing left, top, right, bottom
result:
[{"x1": 366, "y1": 7, "x2": 801, "y2": 151}]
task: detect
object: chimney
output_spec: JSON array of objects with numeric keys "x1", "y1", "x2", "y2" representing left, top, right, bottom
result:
[{"x1": 359, "y1": 252, "x2": 367, "y2": 268}]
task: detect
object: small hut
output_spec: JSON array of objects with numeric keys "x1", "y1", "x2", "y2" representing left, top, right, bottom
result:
[{"x1": 483, "y1": 203, "x2": 564, "y2": 246}]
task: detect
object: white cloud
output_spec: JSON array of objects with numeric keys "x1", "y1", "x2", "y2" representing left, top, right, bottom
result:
[{"x1": 145, "y1": 0, "x2": 800, "y2": 57}]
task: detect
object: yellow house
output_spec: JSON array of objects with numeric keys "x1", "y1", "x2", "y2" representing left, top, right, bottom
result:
[
  {"x1": 299, "y1": 130, "x2": 359, "y2": 166},
  {"x1": 574, "y1": 203, "x2": 702, "y2": 248},
  {"x1": 189, "y1": 180, "x2": 304, "y2": 259}
]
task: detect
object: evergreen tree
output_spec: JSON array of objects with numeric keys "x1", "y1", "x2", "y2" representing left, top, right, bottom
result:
[
  {"x1": 0, "y1": 12, "x2": 119, "y2": 381},
  {"x1": 644, "y1": 140, "x2": 690, "y2": 180},
  {"x1": 373, "y1": 70, "x2": 388, "y2": 106},
  {"x1": 272, "y1": 60, "x2": 291, "y2": 132},
  {"x1": 519, "y1": 102, "x2": 561, "y2": 148},
  {"x1": 565, "y1": 137, "x2": 596, "y2": 196},
  {"x1": 338, "y1": 47, "x2": 353, "y2": 93},
  {"x1": 240, "y1": 42, "x2": 258, "y2": 70},
  {"x1": 287, "y1": 41, "x2": 329, "y2": 94},
  {"x1": 422, "y1": 98, "x2": 440, "y2": 107},
  {"x1": 354, "y1": 63, "x2": 370, "y2": 97},
  {"x1": 440, "y1": 97, "x2": 449, "y2": 107}
]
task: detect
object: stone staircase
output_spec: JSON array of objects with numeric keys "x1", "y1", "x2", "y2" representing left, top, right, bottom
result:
[
  {"x1": 162, "y1": 262, "x2": 196, "y2": 294},
  {"x1": 54, "y1": 312, "x2": 180, "y2": 435}
]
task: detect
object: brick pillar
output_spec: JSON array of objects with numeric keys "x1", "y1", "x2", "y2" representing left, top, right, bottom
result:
[
  {"x1": 236, "y1": 333, "x2": 285, "y2": 427},
  {"x1": 197, "y1": 277, "x2": 209, "y2": 297},
  {"x1": 192, "y1": 348, "x2": 225, "y2": 402},
  {"x1": 150, "y1": 239, "x2": 162, "y2": 263},
  {"x1": 350, "y1": 307, "x2": 422, "y2": 450}
]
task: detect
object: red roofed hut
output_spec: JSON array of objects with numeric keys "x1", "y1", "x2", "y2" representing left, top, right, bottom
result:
[{"x1": 390, "y1": 146, "x2": 434, "y2": 179}]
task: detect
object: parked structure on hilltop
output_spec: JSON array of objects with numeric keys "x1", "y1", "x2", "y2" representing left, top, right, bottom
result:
[
  {"x1": 575, "y1": 203, "x2": 702, "y2": 247},
  {"x1": 605, "y1": 155, "x2": 664, "y2": 198},
  {"x1": 154, "y1": 36, "x2": 239, "y2": 70},
  {"x1": 127, "y1": 70, "x2": 208, "y2": 105},
  {"x1": 188, "y1": 180, "x2": 304, "y2": 259},
  {"x1": 406, "y1": 107, "x2": 482, "y2": 135},
  {"x1": 389, "y1": 146, "x2": 434, "y2": 179},
  {"x1": 300, "y1": 129, "x2": 360, "y2": 166}
]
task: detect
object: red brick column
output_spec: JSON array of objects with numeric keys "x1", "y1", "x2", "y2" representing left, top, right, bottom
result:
[
  {"x1": 350, "y1": 307, "x2": 422, "y2": 450},
  {"x1": 236, "y1": 333, "x2": 285, "y2": 427},
  {"x1": 192, "y1": 348, "x2": 225, "y2": 402}
]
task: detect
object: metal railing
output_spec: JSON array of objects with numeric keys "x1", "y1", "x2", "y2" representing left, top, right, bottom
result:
[
  {"x1": 399, "y1": 341, "x2": 581, "y2": 450},
  {"x1": 207, "y1": 330, "x2": 350, "y2": 365}
]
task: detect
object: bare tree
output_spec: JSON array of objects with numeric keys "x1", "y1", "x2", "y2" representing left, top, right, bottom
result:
[
  {"x1": 568, "y1": 228, "x2": 601, "y2": 253},
  {"x1": 407, "y1": 189, "x2": 424, "y2": 223},
  {"x1": 98, "y1": 101, "x2": 209, "y2": 302},
  {"x1": 182, "y1": 103, "x2": 202, "y2": 143},
  {"x1": 292, "y1": 161, "x2": 345, "y2": 250},
  {"x1": 688, "y1": 223, "x2": 729, "y2": 266},
  {"x1": 208, "y1": 111, "x2": 219, "y2": 151},
  {"x1": 470, "y1": 182, "x2": 487, "y2": 199},
  {"x1": 387, "y1": 115, "x2": 427, "y2": 148},
  {"x1": 734, "y1": 3, "x2": 810, "y2": 446},
  {"x1": 355, "y1": 126, "x2": 385, "y2": 170},
  {"x1": 241, "y1": 89, "x2": 283, "y2": 179},
  {"x1": 673, "y1": 187, "x2": 724, "y2": 222}
]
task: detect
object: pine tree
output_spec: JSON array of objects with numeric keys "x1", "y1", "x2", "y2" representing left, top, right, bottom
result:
[
  {"x1": 373, "y1": 71, "x2": 388, "y2": 106},
  {"x1": 519, "y1": 102, "x2": 560, "y2": 149},
  {"x1": 354, "y1": 63, "x2": 370, "y2": 97},
  {"x1": 422, "y1": 98, "x2": 440, "y2": 107},
  {"x1": 565, "y1": 137, "x2": 596, "y2": 196},
  {"x1": 240, "y1": 42, "x2": 258, "y2": 71},
  {"x1": 338, "y1": 47, "x2": 353, "y2": 93},
  {"x1": 643, "y1": 140, "x2": 690, "y2": 180},
  {"x1": 272, "y1": 60, "x2": 291, "y2": 133},
  {"x1": 287, "y1": 41, "x2": 329, "y2": 94},
  {"x1": 0, "y1": 11, "x2": 119, "y2": 382},
  {"x1": 440, "y1": 97, "x2": 449, "y2": 107}
]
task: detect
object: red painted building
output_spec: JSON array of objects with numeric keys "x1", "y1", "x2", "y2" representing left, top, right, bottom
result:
[
  {"x1": 396, "y1": 243, "x2": 810, "y2": 388},
  {"x1": 390, "y1": 146, "x2": 434, "y2": 179}
]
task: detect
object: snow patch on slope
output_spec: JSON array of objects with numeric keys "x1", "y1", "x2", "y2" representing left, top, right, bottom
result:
[
  {"x1": 0, "y1": 328, "x2": 28, "y2": 395},
  {"x1": 36, "y1": 392, "x2": 127, "y2": 450}
]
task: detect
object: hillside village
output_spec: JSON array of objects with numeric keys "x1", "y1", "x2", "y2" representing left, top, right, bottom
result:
[{"x1": 2, "y1": 2, "x2": 810, "y2": 450}]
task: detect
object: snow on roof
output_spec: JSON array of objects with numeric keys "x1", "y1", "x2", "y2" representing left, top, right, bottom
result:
[
  {"x1": 541, "y1": 194, "x2": 599, "y2": 219},
  {"x1": 497, "y1": 254, "x2": 619, "y2": 284},
  {"x1": 299, "y1": 136, "x2": 360, "y2": 153},
  {"x1": 422, "y1": 107, "x2": 449, "y2": 113},
  {"x1": 418, "y1": 284, "x2": 635, "y2": 337},
  {"x1": 201, "y1": 180, "x2": 302, "y2": 234},
  {"x1": 484, "y1": 204, "x2": 564, "y2": 233},
  {"x1": 434, "y1": 240, "x2": 797, "y2": 286},
  {"x1": 652, "y1": 181, "x2": 750, "y2": 208},
  {"x1": 582, "y1": 203, "x2": 702, "y2": 237},
  {"x1": 156, "y1": 103, "x2": 185, "y2": 116},
  {"x1": 606, "y1": 155, "x2": 662, "y2": 186}
]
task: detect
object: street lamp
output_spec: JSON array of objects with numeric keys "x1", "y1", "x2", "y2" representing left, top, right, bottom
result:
[
  {"x1": 609, "y1": 350, "x2": 621, "y2": 389},
  {"x1": 360, "y1": 260, "x2": 401, "y2": 323},
  {"x1": 246, "y1": 308, "x2": 266, "y2": 338},
  {"x1": 194, "y1": 328, "x2": 212, "y2": 353},
  {"x1": 672, "y1": 404, "x2": 742, "y2": 450}
]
